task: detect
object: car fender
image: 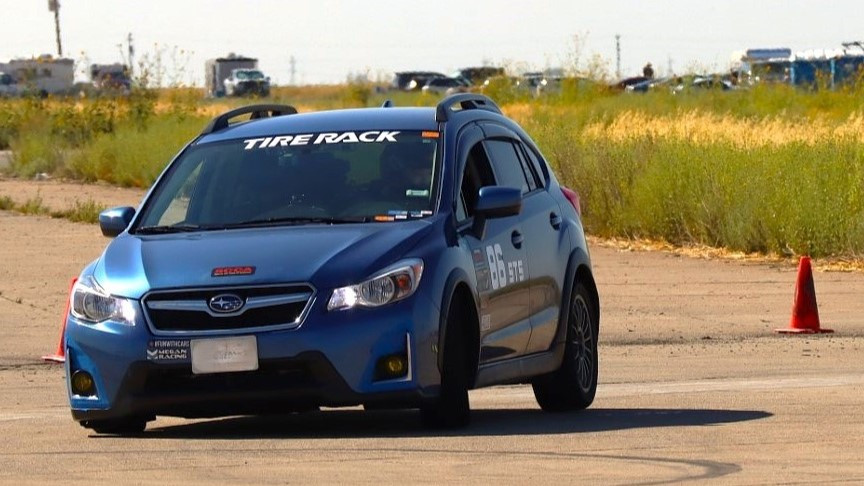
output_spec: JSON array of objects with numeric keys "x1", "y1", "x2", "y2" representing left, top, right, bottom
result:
[
  {"x1": 434, "y1": 266, "x2": 479, "y2": 375},
  {"x1": 553, "y1": 246, "x2": 597, "y2": 348}
]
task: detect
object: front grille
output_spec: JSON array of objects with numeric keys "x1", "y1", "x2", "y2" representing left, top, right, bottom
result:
[{"x1": 143, "y1": 284, "x2": 314, "y2": 333}]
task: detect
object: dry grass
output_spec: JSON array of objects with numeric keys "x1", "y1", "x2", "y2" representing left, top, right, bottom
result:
[
  {"x1": 5, "y1": 84, "x2": 864, "y2": 260},
  {"x1": 580, "y1": 111, "x2": 864, "y2": 147},
  {"x1": 590, "y1": 236, "x2": 864, "y2": 273}
]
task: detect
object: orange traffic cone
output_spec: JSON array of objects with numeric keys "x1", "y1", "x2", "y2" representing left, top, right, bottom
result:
[
  {"x1": 42, "y1": 277, "x2": 77, "y2": 363},
  {"x1": 776, "y1": 257, "x2": 833, "y2": 334}
]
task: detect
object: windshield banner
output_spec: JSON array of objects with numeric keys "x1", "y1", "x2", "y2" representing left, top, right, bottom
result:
[{"x1": 243, "y1": 131, "x2": 400, "y2": 150}]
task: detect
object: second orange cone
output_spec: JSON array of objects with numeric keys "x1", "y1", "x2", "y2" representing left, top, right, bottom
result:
[{"x1": 776, "y1": 256, "x2": 833, "y2": 334}]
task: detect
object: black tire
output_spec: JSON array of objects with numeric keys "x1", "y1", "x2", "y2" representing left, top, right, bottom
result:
[
  {"x1": 532, "y1": 281, "x2": 598, "y2": 412},
  {"x1": 420, "y1": 295, "x2": 471, "y2": 429},
  {"x1": 83, "y1": 417, "x2": 149, "y2": 436}
]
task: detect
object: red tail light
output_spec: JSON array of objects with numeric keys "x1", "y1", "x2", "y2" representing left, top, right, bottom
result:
[{"x1": 560, "y1": 186, "x2": 581, "y2": 217}]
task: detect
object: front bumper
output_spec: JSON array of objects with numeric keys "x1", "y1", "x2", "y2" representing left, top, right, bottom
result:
[
  {"x1": 231, "y1": 81, "x2": 270, "y2": 96},
  {"x1": 66, "y1": 294, "x2": 442, "y2": 422}
]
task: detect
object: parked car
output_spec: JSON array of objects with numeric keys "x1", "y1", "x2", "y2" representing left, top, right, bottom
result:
[
  {"x1": 626, "y1": 75, "x2": 737, "y2": 94},
  {"x1": 224, "y1": 69, "x2": 271, "y2": 97},
  {"x1": 451, "y1": 67, "x2": 505, "y2": 85},
  {"x1": 391, "y1": 71, "x2": 446, "y2": 91},
  {"x1": 421, "y1": 77, "x2": 471, "y2": 94},
  {"x1": 65, "y1": 95, "x2": 599, "y2": 434},
  {"x1": 613, "y1": 76, "x2": 651, "y2": 91},
  {"x1": 624, "y1": 77, "x2": 672, "y2": 93},
  {"x1": 685, "y1": 76, "x2": 736, "y2": 92}
]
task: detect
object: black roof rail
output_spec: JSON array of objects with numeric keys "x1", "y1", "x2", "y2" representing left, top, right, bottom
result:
[
  {"x1": 381, "y1": 99, "x2": 394, "y2": 108},
  {"x1": 200, "y1": 104, "x2": 298, "y2": 135},
  {"x1": 435, "y1": 94, "x2": 501, "y2": 122}
]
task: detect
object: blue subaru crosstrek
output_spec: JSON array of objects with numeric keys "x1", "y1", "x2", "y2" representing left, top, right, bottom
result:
[{"x1": 65, "y1": 94, "x2": 600, "y2": 434}]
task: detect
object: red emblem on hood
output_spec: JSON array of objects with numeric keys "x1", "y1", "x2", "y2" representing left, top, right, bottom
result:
[{"x1": 211, "y1": 266, "x2": 256, "y2": 277}]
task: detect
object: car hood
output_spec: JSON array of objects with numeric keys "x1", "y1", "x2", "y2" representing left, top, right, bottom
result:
[{"x1": 93, "y1": 221, "x2": 434, "y2": 299}]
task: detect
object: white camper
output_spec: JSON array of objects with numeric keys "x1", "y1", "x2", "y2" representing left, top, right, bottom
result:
[{"x1": 4, "y1": 55, "x2": 74, "y2": 95}]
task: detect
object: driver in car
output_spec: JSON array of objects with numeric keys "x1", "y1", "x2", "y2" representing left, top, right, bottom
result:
[{"x1": 375, "y1": 143, "x2": 433, "y2": 209}]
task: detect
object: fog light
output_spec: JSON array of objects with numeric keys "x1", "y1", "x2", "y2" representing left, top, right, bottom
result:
[
  {"x1": 375, "y1": 354, "x2": 408, "y2": 380},
  {"x1": 71, "y1": 370, "x2": 96, "y2": 396}
]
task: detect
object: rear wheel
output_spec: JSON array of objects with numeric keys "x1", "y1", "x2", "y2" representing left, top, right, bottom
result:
[
  {"x1": 533, "y1": 281, "x2": 598, "y2": 411},
  {"x1": 420, "y1": 295, "x2": 471, "y2": 428}
]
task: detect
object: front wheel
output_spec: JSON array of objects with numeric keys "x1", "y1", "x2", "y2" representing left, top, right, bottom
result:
[
  {"x1": 420, "y1": 295, "x2": 471, "y2": 428},
  {"x1": 532, "y1": 281, "x2": 598, "y2": 411},
  {"x1": 82, "y1": 416, "x2": 149, "y2": 436}
]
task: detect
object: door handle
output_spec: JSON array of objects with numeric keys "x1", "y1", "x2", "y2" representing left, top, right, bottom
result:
[
  {"x1": 550, "y1": 212, "x2": 562, "y2": 229},
  {"x1": 511, "y1": 230, "x2": 523, "y2": 249}
]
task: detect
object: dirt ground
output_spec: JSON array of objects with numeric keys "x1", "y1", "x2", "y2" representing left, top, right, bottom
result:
[
  {"x1": 1, "y1": 180, "x2": 862, "y2": 484},
  {"x1": 0, "y1": 176, "x2": 147, "y2": 212}
]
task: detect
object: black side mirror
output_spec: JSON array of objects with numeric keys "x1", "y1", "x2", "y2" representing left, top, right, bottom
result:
[
  {"x1": 99, "y1": 206, "x2": 136, "y2": 237},
  {"x1": 471, "y1": 186, "x2": 522, "y2": 239}
]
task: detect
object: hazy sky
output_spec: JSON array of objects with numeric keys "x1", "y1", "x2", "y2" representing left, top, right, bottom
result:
[{"x1": 2, "y1": 0, "x2": 863, "y2": 85}]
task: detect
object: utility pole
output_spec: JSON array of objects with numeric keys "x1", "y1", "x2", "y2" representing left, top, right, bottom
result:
[
  {"x1": 128, "y1": 33, "x2": 135, "y2": 76},
  {"x1": 48, "y1": 0, "x2": 62, "y2": 57},
  {"x1": 289, "y1": 56, "x2": 296, "y2": 86},
  {"x1": 615, "y1": 34, "x2": 621, "y2": 80}
]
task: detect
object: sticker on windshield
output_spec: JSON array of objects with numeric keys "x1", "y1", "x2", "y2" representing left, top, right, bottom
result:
[
  {"x1": 405, "y1": 189, "x2": 429, "y2": 197},
  {"x1": 379, "y1": 210, "x2": 431, "y2": 221},
  {"x1": 243, "y1": 131, "x2": 400, "y2": 150}
]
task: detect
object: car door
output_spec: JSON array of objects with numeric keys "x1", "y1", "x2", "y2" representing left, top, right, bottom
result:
[
  {"x1": 479, "y1": 124, "x2": 570, "y2": 354},
  {"x1": 513, "y1": 141, "x2": 571, "y2": 353},
  {"x1": 455, "y1": 126, "x2": 531, "y2": 364}
]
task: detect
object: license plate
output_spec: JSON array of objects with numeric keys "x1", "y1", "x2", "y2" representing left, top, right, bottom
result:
[{"x1": 191, "y1": 336, "x2": 258, "y2": 375}]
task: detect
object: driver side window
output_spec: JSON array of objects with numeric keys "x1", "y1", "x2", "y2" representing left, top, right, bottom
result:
[{"x1": 457, "y1": 143, "x2": 496, "y2": 222}]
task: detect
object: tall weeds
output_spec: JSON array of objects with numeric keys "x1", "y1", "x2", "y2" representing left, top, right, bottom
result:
[{"x1": 2, "y1": 84, "x2": 864, "y2": 257}]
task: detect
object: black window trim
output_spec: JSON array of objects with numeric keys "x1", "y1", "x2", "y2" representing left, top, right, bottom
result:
[
  {"x1": 514, "y1": 141, "x2": 544, "y2": 193},
  {"x1": 476, "y1": 120, "x2": 547, "y2": 197},
  {"x1": 518, "y1": 140, "x2": 550, "y2": 188}
]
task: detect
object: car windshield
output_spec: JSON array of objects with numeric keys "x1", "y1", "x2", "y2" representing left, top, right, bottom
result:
[
  {"x1": 136, "y1": 130, "x2": 439, "y2": 231},
  {"x1": 235, "y1": 70, "x2": 265, "y2": 80}
]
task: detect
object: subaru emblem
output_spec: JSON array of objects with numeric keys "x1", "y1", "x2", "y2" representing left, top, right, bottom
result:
[{"x1": 209, "y1": 294, "x2": 244, "y2": 313}]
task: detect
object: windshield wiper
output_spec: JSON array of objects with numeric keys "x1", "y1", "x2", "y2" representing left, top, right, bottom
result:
[
  {"x1": 228, "y1": 216, "x2": 371, "y2": 228},
  {"x1": 135, "y1": 223, "x2": 208, "y2": 234}
]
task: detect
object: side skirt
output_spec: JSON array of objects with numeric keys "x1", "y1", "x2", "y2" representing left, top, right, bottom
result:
[{"x1": 473, "y1": 341, "x2": 565, "y2": 389}]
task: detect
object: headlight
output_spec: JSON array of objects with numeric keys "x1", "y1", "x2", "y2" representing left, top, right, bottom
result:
[
  {"x1": 328, "y1": 259, "x2": 424, "y2": 311},
  {"x1": 70, "y1": 276, "x2": 136, "y2": 325}
]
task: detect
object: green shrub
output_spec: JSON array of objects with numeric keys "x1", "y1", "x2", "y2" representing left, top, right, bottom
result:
[{"x1": 68, "y1": 115, "x2": 205, "y2": 186}]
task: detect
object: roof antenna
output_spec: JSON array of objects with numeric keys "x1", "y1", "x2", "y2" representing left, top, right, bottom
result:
[{"x1": 381, "y1": 99, "x2": 394, "y2": 108}]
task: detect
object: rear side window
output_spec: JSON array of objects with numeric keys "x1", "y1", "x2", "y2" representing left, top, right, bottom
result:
[
  {"x1": 520, "y1": 144, "x2": 548, "y2": 188},
  {"x1": 483, "y1": 140, "x2": 529, "y2": 194}
]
